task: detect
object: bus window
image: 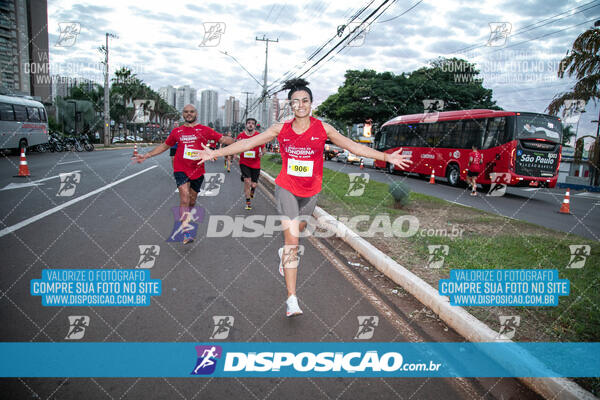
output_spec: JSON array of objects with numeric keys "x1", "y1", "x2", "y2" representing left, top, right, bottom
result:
[
  {"x1": 425, "y1": 123, "x2": 438, "y2": 147},
  {"x1": 388, "y1": 125, "x2": 400, "y2": 148},
  {"x1": 484, "y1": 117, "x2": 506, "y2": 148},
  {"x1": 13, "y1": 104, "x2": 27, "y2": 122},
  {"x1": 438, "y1": 121, "x2": 457, "y2": 148},
  {"x1": 463, "y1": 119, "x2": 487, "y2": 149},
  {"x1": 397, "y1": 124, "x2": 409, "y2": 146},
  {"x1": 0, "y1": 103, "x2": 15, "y2": 121},
  {"x1": 38, "y1": 107, "x2": 47, "y2": 122},
  {"x1": 26, "y1": 107, "x2": 41, "y2": 122},
  {"x1": 408, "y1": 124, "x2": 427, "y2": 147}
]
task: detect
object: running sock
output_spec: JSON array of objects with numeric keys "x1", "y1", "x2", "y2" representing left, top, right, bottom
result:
[{"x1": 250, "y1": 187, "x2": 255, "y2": 198}]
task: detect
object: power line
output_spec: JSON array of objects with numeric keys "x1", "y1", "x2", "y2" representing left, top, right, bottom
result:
[
  {"x1": 491, "y1": 17, "x2": 598, "y2": 52},
  {"x1": 298, "y1": 0, "x2": 395, "y2": 79},
  {"x1": 244, "y1": 0, "x2": 379, "y2": 116},
  {"x1": 376, "y1": 0, "x2": 423, "y2": 23},
  {"x1": 450, "y1": 0, "x2": 600, "y2": 55},
  {"x1": 265, "y1": 0, "x2": 377, "y2": 93}
]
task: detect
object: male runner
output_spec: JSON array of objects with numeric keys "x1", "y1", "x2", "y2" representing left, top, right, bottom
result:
[
  {"x1": 133, "y1": 104, "x2": 234, "y2": 244},
  {"x1": 222, "y1": 131, "x2": 233, "y2": 172},
  {"x1": 236, "y1": 118, "x2": 265, "y2": 210},
  {"x1": 195, "y1": 80, "x2": 411, "y2": 317}
]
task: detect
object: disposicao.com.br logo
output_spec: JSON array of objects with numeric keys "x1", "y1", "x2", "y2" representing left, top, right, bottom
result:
[{"x1": 190, "y1": 345, "x2": 441, "y2": 377}]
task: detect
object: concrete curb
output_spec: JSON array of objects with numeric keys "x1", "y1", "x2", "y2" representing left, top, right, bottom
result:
[{"x1": 259, "y1": 169, "x2": 596, "y2": 400}]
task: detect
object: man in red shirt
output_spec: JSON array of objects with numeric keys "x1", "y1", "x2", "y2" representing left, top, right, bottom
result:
[
  {"x1": 133, "y1": 104, "x2": 234, "y2": 243},
  {"x1": 467, "y1": 144, "x2": 483, "y2": 196},
  {"x1": 237, "y1": 118, "x2": 265, "y2": 210}
]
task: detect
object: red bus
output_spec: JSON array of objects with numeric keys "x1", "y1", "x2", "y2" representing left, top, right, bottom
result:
[{"x1": 373, "y1": 109, "x2": 563, "y2": 188}]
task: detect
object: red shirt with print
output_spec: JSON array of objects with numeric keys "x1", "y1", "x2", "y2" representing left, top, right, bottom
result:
[
  {"x1": 468, "y1": 151, "x2": 483, "y2": 173},
  {"x1": 275, "y1": 116, "x2": 327, "y2": 197},
  {"x1": 237, "y1": 131, "x2": 265, "y2": 169},
  {"x1": 165, "y1": 124, "x2": 222, "y2": 179}
]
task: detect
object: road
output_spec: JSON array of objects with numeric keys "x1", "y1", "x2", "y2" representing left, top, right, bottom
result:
[
  {"x1": 324, "y1": 159, "x2": 600, "y2": 240},
  {"x1": 0, "y1": 150, "x2": 541, "y2": 399}
]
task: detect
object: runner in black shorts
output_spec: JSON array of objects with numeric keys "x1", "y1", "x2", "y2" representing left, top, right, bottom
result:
[
  {"x1": 133, "y1": 104, "x2": 234, "y2": 244},
  {"x1": 237, "y1": 118, "x2": 264, "y2": 210}
]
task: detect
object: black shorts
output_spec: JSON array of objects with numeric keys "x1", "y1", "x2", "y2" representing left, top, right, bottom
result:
[
  {"x1": 467, "y1": 170, "x2": 480, "y2": 178},
  {"x1": 173, "y1": 171, "x2": 204, "y2": 192},
  {"x1": 240, "y1": 164, "x2": 260, "y2": 183},
  {"x1": 169, "y1": 147, "x2": 177, "y2": 156}
]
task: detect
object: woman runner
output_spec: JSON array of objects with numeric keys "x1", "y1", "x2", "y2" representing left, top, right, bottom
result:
[{"x1": 195, "y1": 80, "x2": 412, "y2": 317}]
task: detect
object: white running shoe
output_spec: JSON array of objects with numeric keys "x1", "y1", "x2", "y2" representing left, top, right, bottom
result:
[
  {"x1": 286, "y1": 295, "x2": 303, "y2": 317},
  {"x1": 278, "y1": 247, "x2": 284, "y2": 276}
]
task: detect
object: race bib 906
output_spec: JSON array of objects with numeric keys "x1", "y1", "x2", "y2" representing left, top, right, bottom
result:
[{"x1": 287, "y1": 158, "x2": 314, "y2": 177}]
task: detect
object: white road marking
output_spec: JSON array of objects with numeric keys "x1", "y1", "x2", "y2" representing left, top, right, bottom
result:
[
  {"x1": 0, "y1": 171, "x2": 81, "y2": 191},
  {"x1": 574, "y1": 192, "x2": 600, "y2": 199},
  {"x1": 56, "y1": 160, "x2": 84, "y2": 165},
  {"x1": 0, "y1": 166, "x2": 157, "y2": 238}
]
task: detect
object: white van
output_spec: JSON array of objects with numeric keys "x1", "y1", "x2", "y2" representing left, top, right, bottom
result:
[{"x1": 0, "y1": 94, "x2": 49, "y2": 150}]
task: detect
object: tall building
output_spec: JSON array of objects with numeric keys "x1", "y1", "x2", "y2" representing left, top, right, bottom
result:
[
  {"x1": 158, "y1": 85, "x2": 176, "y2": 108},
  {"x1": 200, "y1": 89, "x2": 218, "y2": 125},
  {"x1": 224, "y1": 96, "x2": 240, "y2": 128},
  {"x1": 175, "y1": 85, "x2": 197, "y2": 112},
  {"x1": 51, "y1": 75, "x2": 95, "y2": 101},
  {"x1": 0, "y1": 0, "x2": 50, "y2": 103}
]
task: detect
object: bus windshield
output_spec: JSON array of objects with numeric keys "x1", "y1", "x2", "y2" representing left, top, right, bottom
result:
[{"x1": 516, "y1": 115, "x2": 561, "y2": 143}]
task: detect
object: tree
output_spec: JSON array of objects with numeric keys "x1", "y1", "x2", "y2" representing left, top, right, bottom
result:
[
  {"x1": 547, "y1": 24, "x2": 600, "y2": 115},
  {"x1": 562, "y1": 125, "x2": 576, "y2": 146},
  {"x1": 547, "y1": 23, "x2": 600, "y2": 185},
  {"x1": 315, "y1": 58, "x2": 499, "y2": 127}
]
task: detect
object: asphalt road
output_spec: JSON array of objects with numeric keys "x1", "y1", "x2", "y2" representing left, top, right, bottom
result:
[
  {"x1": 324, "y1": 159, "x2": 600, "y2": 240},
  {"x1": 0, "y1": 149, "x2": 541, "y2": 399}
]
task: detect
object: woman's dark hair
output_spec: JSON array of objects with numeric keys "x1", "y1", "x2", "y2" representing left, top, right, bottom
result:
[{"x1": 283, "y1": 78, "x2": 312, "y2": 102}]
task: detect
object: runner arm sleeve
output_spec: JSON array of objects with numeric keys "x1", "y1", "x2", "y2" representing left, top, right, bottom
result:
[
  {"x1": 324, "y1": 123, "x2": 388, "y2": 162},
  {"x1": 213, "y1": 125, "x2": 280, "y2": 158}
]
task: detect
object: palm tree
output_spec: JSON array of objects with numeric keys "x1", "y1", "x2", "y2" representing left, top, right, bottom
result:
[
  {"x1": 562, "y1": 125, "x2": 576, "y2": 146},
  {"x1": 547, "y1": 24, "x2": 600, "y2": 115}
]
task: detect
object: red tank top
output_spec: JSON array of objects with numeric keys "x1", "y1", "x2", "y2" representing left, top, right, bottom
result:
[{"x1": 275, "y1": 116, "x2": 327, "y2": 197}]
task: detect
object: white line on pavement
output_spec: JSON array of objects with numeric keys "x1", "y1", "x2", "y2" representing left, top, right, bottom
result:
[
  {"x1": 56, "y1": 160, "x2": 84, "y2": 165},
  {"x1": 0, "y1": 166, "x2": 157, "y2": 238},
  {"x1": 0, "y1": 170, "x2": 82, "y2": 191}
]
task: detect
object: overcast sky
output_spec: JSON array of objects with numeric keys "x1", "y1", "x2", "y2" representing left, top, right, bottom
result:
[{"x1": 47, "y1": 0, "x2": 600, "y2": 139}]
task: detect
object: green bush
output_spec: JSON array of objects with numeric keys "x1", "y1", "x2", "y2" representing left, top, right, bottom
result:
[
  {"x1": 267, "y1": 153, "x2": 282, "y2": 164},
  {"x1": 389, "y1": 181, "x2": 411, "y2": 208}
]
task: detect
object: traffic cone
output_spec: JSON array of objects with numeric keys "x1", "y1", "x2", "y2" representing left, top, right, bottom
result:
[
  {"x1": 133, "y1": 144, "x2": 138, "y2": 157},
  {"x1": 558, "y1": 189, "x2": 571, "y2": 214},
  {"x1": 16, "y1": 148, "x2": 30, "y2": 177},
  {"x1": 360, "y1": 159, "x2": 364, "y2": 169},
  {"x1": 429, "y1": 169, "x2": 435, "y2": 184}
]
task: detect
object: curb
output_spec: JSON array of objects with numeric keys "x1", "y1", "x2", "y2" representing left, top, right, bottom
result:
[
  {"x1": 94, "y1": 143, "x2": 155, "y2": 151},
  {"x1": 259, "y1": 169, "x2": 596, "y2": 400}
]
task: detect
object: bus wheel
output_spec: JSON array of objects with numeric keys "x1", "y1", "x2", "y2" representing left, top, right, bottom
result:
[
  {"x1": 387, "y1": 163, "x2": 395, "y2": 174},
  {"x1": 446, "y1": 164, "x2": 460, "y2": 186},
  {"x1": 13, "y1": 139, "x2": 28, "y2": 155}
]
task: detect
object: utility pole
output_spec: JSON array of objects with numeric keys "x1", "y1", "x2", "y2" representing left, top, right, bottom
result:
[
  {"x1": 241, "y1": 91, "x2": 252, "y2": 122},
  {"x1": 102, "y1": 33, "x2": 118, "y2": 147},
  {"x1": 255, "y1": 36, "x2": 278, "y2": 127}
]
